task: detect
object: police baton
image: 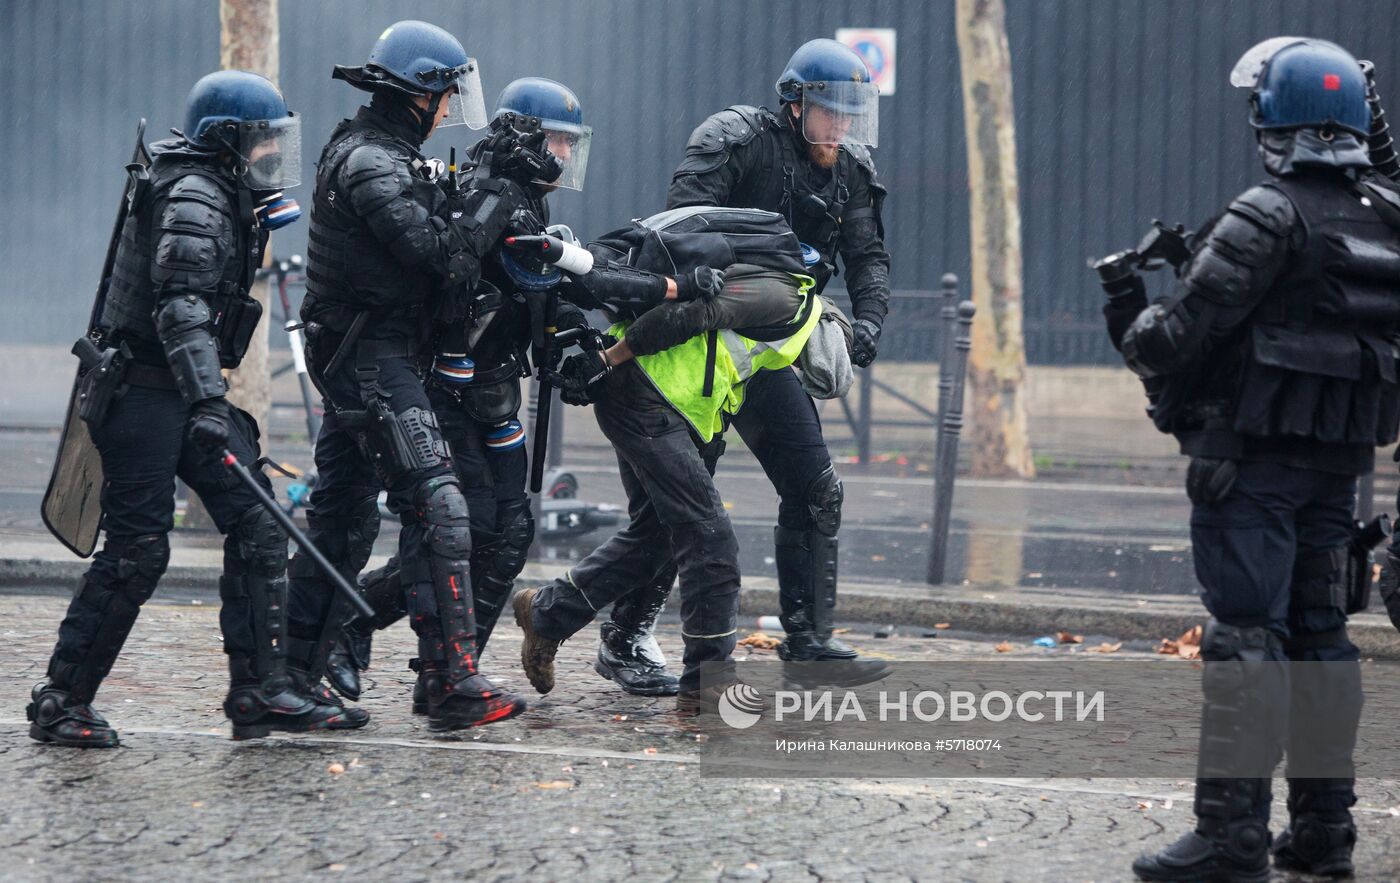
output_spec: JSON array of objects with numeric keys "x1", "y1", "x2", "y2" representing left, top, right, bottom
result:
[{"x1": 219, "y1": 450, "x2": 374, "y2": 619}]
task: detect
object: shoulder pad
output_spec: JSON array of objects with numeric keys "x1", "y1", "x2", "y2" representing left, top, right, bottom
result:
[
  {"x1": 685, "y1": 106, "x2": 767, "y2": 155},
  {"x1": 1226, "y1": 184, "x2": 1298, "y2": 237},
  {"x1": 842, "y1": 143, "x2": 878, "y2": 175},
  {"x1": 166, "y1": 173, "x2": 230, "y2": 213},
  {"x1": 344, "y1": 143, "x2": 404, "y2": 183}
]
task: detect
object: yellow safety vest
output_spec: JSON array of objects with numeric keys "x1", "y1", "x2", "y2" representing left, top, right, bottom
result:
[{"x1": 611, "y1": 275, "x2": 820, "y2": 442}]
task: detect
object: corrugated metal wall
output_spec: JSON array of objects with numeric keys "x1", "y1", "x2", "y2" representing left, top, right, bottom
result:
[{"x1": 3, "y1": 0, "x2": 1398, "y2": 363}]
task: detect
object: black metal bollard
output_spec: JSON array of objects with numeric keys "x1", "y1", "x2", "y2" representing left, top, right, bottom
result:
[
  {"x1": 936, "y1": 273, "x2": 960, "y2": 422},
  {"x1": 928, "y1": 299, "x2": 977, "y2": 585}
]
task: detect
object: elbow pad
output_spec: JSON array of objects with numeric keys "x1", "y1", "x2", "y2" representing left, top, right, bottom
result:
[
  {"x1": 155, "y1": 295, "x2": 226, "y2": 402},
  {"x1": 454, "y1": 176, "x2": 528, "y2": 260}
]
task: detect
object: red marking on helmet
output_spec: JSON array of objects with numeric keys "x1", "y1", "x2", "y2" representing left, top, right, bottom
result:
[{"x1": 1324, "y1": 74, "x2": 1342, "y2": 91}]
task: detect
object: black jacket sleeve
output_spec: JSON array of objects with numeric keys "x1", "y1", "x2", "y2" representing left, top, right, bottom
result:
[{"x1": 837, "y1": 155, "x2": 892, "y2": 326}]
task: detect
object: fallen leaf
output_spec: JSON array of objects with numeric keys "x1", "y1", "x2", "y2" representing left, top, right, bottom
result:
[
  {"x1": 1178, "y1": 643, "x2": 1201, "y2": 660},
  {"x1": 870, "y1": 554, "x2": 886, "y2": 562},
  {"x1": 191, "y1": 801, "x2": 204, "y2": 809},
  {"x1": 535, "y1": 780, "x2": 574, "y2": 790},
  {"x1": 1177, "y1": 625, "x2": 1203, "y2": 647},
  {"x1": 1056, "y1": 631, "x2": 1084, "y2": 645},
  {"x1": 994, "y1": 641, "x2": 1014, "y2": 653},
  {"x1": 832, "y1": 627, "x2": 851, "y2": 634},
  {"x1": 643, "y1": 747, "x2": 659, "y2": 755},
  {"x1": 934, "y1": 623, "x2": 951, "y2": 630},
  {"x1": 738, "y1": 632, "x2": 782, "y2": 650},
  {"x1": 1138, "y1": 801, "x2": 1153, "y2": 810},
  {"x1": 327, "y1": 762, "x2": 346, "y2": 776},
  {"x1": 328, "y1": 864, "x2": 347, "y2": 872},
  {"x1": 1088, "y1": 642, "x2": 1123, "y2": 654}
]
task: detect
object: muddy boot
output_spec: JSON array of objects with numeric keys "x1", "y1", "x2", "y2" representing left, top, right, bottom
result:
[
  {"x1": 514, "y1": 587, "x2": 562, "y2": 695},
  {"x1": 595, "y1": 621, "x2": 681, "y2": 696},
  {"x1": 27, "y1": 682, "x2": 120, "y2": 748},
  {"x1": 1272, "y1": 814, "x2": 1356, "y2": 878}
]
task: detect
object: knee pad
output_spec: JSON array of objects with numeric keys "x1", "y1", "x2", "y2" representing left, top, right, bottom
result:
[
  {"x1": 806, "y1": 465, "x2": 843, "y2": 537},
  {"x1": 101, "y1": 533, "x2": 170, "y2": 607},
  {"x1": 230, "y1": 506, "x2": 288, "y2": 578},
  {"x1": 416, "y1": 477, "x2": 473, "y2": 560},
  {"x1": 1200, "y1": 618, "x2": 1283, "y2": 663}
]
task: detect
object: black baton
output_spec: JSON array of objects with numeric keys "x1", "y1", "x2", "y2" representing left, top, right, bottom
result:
[{"x1": 219, "y1": 449, "x2": 374, "y2": 619}]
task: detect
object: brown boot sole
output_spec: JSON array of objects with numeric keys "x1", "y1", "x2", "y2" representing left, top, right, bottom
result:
[{"x1": 513, "y1": 588, "x2": 558, "y2": 695}]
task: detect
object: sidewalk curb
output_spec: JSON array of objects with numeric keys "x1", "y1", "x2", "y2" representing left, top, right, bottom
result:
[{"x1": 8, "y1": 555, "x2": 1398, "y2": 660}]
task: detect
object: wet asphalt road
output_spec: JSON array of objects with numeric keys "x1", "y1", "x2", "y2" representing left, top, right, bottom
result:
[{"x1": 0, "y1": 427, "x2": 1202, "y2": 595}]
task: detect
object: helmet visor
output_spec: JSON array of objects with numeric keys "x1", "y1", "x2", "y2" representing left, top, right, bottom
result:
[
  {"x1": 441, "y1": 60, "x2": 488, "y2": 129},
  {"x1": 539, "y1": 122, "x2": 592, "y2": 191},
  {"x1": 801, "y1": 80, "x2": 879, "y2": 146},
  {"x1": 1230, "y1": 37, "x2": 1306, "y2": 88},
  {"x1": 238, "y1": 114, "x2": 303, "y2": 190}
]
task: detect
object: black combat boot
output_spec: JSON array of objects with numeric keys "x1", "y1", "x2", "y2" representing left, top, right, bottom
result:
[
  {"x1": 325, "y1": 625, "x2": 371, "y2": 701},
  {"x1": 27, "y1": 681, "x2": 120, "y2": 748},
  {"x1": 595, "y1": 621, "x2": 681, "y2": 696},
  {"x1": 1272, "y1": 814, "x2": 1356, "y2": 878},
  {"x1": 408, "y1": 657, "x2": 445, "y2": 715},
  {"x1": 224, "y1": 657, "x2": 357, "y2": 740},
  {"x1": 774, "y1": 526, "x2": 890, "y2": 688}
]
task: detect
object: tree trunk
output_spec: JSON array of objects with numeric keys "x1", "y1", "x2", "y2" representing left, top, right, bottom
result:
[
  {"x1": 955, "y1": 0, "x2": 1035, "y2": 478},
  {"x1": 186, "y1": 0, "x2": 278, "y2": 531},
  {"x1": 220, "y1": 0, "x2": 278, "y2": 433}
]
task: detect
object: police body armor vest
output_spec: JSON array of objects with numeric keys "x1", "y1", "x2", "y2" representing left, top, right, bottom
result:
[
  {"x1": 101, "y1": 154, "x2": 263, "y2": 368},
  {"x1": 1233, "y1": 175, "x2": 1400, "y2": 446},
  {"x1": 303, "y1": 119, "x2": 438, "y2": 327}
]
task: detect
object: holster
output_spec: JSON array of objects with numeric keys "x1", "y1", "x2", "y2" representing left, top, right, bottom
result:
[
  {"x1": 1346, "y1": 515, "x2": 1393, "y2": 614},
  {"x1": 73, "y1": 337, "x2": 130, "y2": 428},
  {"x1": 211, "y1": 289, "x2": 263, "y2": 369}
]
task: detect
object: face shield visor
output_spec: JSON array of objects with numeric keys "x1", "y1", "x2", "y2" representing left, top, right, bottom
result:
[
  {"x1": 437, "y1": 60, "x2": 488, "y2": 130},
  {"x1": 800, "y1": 80, "x2": 879, "y2": 147},
  {"x1": 1229, "y1": 37, "x2": 1305, "y2": 88},
  {"x1": 537, "y1": 121, "x2": 592, "y2": 191},
  {"x1": 237, "y1": 114, "x2": 303, "y2": 190}
]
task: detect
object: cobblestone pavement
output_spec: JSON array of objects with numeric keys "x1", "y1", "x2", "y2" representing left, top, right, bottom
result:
[{"x1": 2, "y1": 595, "x2": 1398, "y2": 882}]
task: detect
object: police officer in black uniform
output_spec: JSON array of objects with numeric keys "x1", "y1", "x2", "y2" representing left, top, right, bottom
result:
[
  {"x1": 1100, "y1": 39, "x2": 1400, "y2": 882},
  {"x1": 27, "y1": 71, "x2": 352, "y2": 746},
  {"x1": 287, "y1": 20, "x2": 548, "y2": 731},
  {"x1": 321, "y1": 77, "x2": 601, "y2": 707},
  {"x1": 606, "y1": 38, "x2": 891, "y2": 686}
]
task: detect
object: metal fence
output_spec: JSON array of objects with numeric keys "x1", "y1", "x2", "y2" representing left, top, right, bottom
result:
[{"x1": 4, "y1": 0, "x2": 1399, "y2": 364}]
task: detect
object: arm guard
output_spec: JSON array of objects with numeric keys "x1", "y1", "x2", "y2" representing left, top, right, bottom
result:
[
  {"x1": 345, "y1": 144, "x2": 522, "y2": 289},
  {"x1": 151, "y1": 177, "x2": 233, "y2": 403},
  {"x1": 155, "y1": 295, "x2": 226, "y2": 402},
  {"x1": 1120, "y1": 185, "x2": 1296, "y2": 378},
  {"x1": 838, "y1": 147, "x2": 892, "y2": 326},
  {"x1": 664, "y1": 108, "x2": 763, "y2": 210}
]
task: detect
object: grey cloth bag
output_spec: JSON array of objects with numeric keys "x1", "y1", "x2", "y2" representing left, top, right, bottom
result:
[{"x1": 795, "y1": 297, "x2": 855, "y2": 399}]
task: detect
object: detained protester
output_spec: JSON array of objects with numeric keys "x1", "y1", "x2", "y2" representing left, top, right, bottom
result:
[
  {"x1": 626, "y1": 37, "x2": 892, "y2": 687},
  {"x1": 511, "y1": 205, "x2": 853, "y2": 712},
  {"x1": 1096, "y1": 38, "x2": 1400, "y2": 882},
  {"x1": 26, "y1": 72, "x2": 354, "y2": 745},
  {"x1": 286, "y1": 20, "x2": 554, "y2": 732},
  {"x1": 321, "y1": 77, "x2": 596, "y2": 710}
]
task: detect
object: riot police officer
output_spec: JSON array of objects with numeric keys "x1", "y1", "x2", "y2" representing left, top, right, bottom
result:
[
  {"x1": 286, "y1": 20, "x2": 547, "y2": 731},
  {"x1": 26, "y1": 71, "x2": 352, "y2": 745},
  {"x1": 321, "y1": 77, "x2": 601, "y2": 706},
  {"x1": 607, "y1": 37, "x2": 891, "y2": 686},
  {"x1": 1102, "y1": 39, "x2": 1400, "y2": 882}
]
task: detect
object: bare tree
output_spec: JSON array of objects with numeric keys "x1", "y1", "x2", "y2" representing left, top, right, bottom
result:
[{"x1": 955, "y1": 0, "x2": 1035, "y2": 478}]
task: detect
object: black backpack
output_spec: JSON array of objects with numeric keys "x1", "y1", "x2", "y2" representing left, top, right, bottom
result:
[{"x1": 591, "y1": 206, "x2": 806, "y2": 277}]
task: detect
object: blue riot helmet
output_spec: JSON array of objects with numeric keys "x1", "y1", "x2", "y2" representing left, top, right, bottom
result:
[
  {"x1": 776, "y1": 38, "x2": 879, "y2": 147},
  {"x1": 493, "y1": 77, "x2": 591, "y2": 191},
  {"x1": 1231, "y1": 37, "x2": 1370, "y2": 137},
  {"x1": 183, "y1": 70, "x2": 303, "y2": 191},
  {"x1": 333, "y1": 20, "x2": 487, "y2": 131}
]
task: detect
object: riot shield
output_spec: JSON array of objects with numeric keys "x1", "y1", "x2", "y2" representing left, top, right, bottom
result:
[{"x1": 41, "y1": 119, "x2": 149, "y2": 557}]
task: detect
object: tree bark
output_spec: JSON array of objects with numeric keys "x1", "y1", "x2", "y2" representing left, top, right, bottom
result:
[
  {"x1": 186, "y1": 0, "x2": 278, "y2": 531},
  {"x1": 220, "y1": 0, "x2": 278, "y2": 434},
  {"x1": 955, "y1": 0, "x2": 1035, "y2": 478}
]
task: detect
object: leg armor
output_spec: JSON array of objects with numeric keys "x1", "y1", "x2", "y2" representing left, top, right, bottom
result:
[
  {"x1": 1193, "y1": 620, "x2": 1286, "y2": 870},
  {"x1": 51, "y1": 533, "x2": 169, "y2": 703},
  {"x1": 404, "y1": 475, "x2": 526, "y2": 730},
  {"x1": 471, "y1": 500, "x2": 534, "y2": 652}
]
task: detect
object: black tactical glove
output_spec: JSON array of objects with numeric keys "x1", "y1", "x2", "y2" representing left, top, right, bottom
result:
[
  {"x1": 554, "y1": 350, "x2": 612, "y2": 406},
  {"x1": 674, "y1": 266, "x2": 725, "y2": 302},
  {"x1": 188, "y1": 397, "x2": 232, "y2": 453},
  {"x1": 1185, "y1": 457, "x2": 1238, "y2": 506},
  {"x1": 851, "y1": 319, "x2": 882, "y2": 368}
]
